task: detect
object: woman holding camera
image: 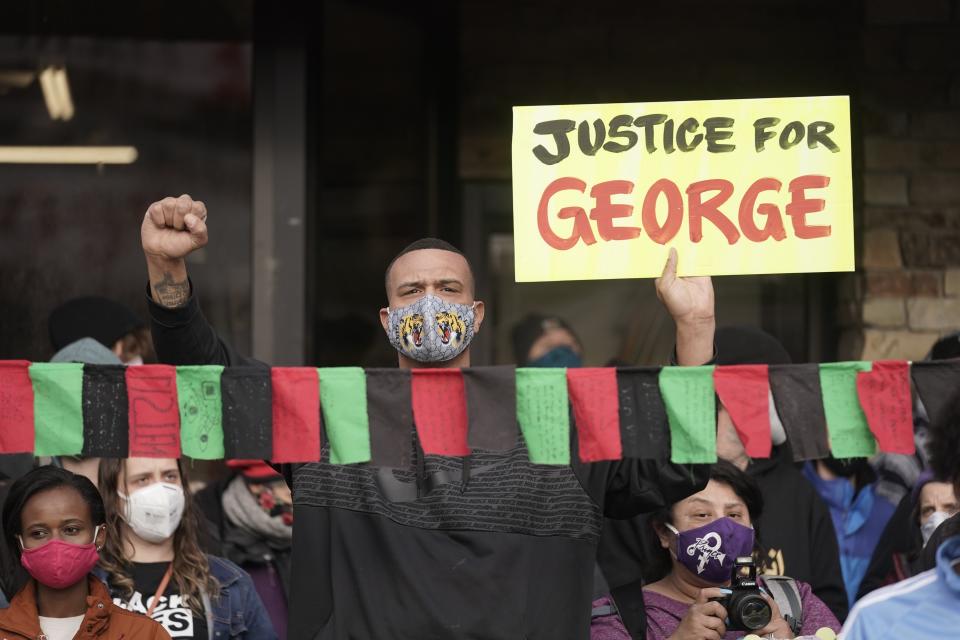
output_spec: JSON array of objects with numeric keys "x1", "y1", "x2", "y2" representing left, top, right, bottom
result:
[{"x1": 591, "y1": 461, "x2": 840, "y2": 639}]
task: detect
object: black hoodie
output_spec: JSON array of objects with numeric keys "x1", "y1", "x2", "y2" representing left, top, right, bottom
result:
[
  {"x1": 856, "y1": 488, "x2": 926, "y2": 599},
  {"x1": 597, "y1": 443, "x2": 849, "y2": 621},
  {"x1": 147, "y1": 287, "x2": 709, "y2": 639}
]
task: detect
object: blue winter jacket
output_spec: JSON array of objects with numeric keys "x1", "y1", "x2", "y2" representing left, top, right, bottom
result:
[{"x1": 803, "y1": 463, "x2": 896, "y2": 608}]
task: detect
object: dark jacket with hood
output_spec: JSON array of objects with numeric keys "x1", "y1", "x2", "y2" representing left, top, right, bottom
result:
[
  {"x1": 195, "y1": 475, "x2": 292, "y2": 602},
  {"x1": 856, "y1": 474, "x2": 938, "y2": 599},
  {"x1": 147, "y1": 286, "x2": 710, "y2": 640},
  {"x1": 596, "y1": 442, "x2": 849, "y2": 621}
]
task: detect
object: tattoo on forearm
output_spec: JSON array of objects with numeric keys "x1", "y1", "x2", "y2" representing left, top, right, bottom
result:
[{"x1": 152, "y1": 272, "x2": 190, "y2": 309}]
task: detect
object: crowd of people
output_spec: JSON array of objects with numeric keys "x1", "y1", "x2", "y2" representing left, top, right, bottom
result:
[{"x1": 0, "y1": 192, "x2": 956, "y2": 639}]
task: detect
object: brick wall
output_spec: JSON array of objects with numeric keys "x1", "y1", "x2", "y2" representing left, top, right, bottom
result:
[{"x1": 842, "y1": 0, "x2": 960, "y2": 360}]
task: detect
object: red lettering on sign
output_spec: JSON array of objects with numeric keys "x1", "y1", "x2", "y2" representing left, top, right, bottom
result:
[
  {"x1": 642, "y1": 179, "x2": 683, "y2": 245},
  {"x1": 739, "y1": 178, "x2": 787, "y2": 242},
  {"x1": 687, "y1": 179, "x2": 739, "y2": 244},
  {"x1": 589, "y1": 180, "x2": 640, "y2": 241},
  {"x1": 534, "y1": 174, "x2": 833, "y2": 249},
  {"x1": 537, "y1": 177, "x2": 596, "y2": 250},
  {"x1": 786, "y1": 175, "x2": 832, "y2": 239}
]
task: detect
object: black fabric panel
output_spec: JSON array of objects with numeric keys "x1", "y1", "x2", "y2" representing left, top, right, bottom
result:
[
  {"x1": 221, "y1": 366, "x2": 273, "y2": 459},
  {"x1": 911, "y1": 359, "x2": 960, "y2": 430},
  {"x1": 769, "y1": 364, "x2": 830, "y2": 461},
  {"x1": 616, "y1": 367, "x2": 670, "y2": 459},
  {"x1": 81, "y1": 365, "x2": 129, "y2": 457},
  {"x1": 365, "y1": 368, "x2": 413, "y2": 468},
  {"x1": 463, "y1": 365, "x2": 518, "y2": 451}
]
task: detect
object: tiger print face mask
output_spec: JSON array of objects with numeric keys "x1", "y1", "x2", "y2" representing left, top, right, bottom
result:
[{"x1": 386, "y1": 294, "x2": 476, "y2": 362}]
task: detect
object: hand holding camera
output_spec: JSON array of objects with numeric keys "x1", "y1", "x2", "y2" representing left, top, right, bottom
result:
[
  {"x1": 709, "y1": 556, "x2": 773, "y2": 632},
  {"x1": 702, "y1": 556, "x2": 796, "y2": 639},
  {"x1": 669, "y1": 587, "x2": 728, "y2": 640}
]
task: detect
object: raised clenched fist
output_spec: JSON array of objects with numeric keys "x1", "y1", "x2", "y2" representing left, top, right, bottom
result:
[{"x1": 141, "y1": 194, "x2": 209, "y2": 262}]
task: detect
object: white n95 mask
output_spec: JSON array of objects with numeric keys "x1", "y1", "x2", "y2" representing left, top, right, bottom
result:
[
  {"x1": 120, "y1": 482, "x2": 185, "y2": 543},
  {"x1": 921, "y1": 511, "x2": 951, "y2": 547}
]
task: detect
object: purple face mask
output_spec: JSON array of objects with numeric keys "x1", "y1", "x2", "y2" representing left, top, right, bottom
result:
[{"x1": 667, "y1": 517, "x2": 755, "y2": 584}]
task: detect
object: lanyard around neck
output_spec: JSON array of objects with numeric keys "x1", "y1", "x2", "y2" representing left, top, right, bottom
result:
[{"x1": 145, "y1": 563, "x2": 174, "y2": 618}]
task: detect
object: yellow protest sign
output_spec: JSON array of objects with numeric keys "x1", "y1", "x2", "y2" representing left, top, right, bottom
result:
[{"x1": 511, "y1": 96, "x2": 853, "y2": 282}]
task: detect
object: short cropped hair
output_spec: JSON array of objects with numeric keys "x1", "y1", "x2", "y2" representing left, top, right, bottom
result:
[
  {"x1": 2, "y1": 466, "x2": 106, "y2": 558},
  {"x1": 383, "y1": 237, "x2": 475, "y2": 296}
]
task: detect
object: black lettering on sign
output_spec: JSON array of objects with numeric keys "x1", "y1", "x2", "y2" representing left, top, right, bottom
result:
[
  {"x1": 602, "y1": 114, "x2": 639, "y2": 153},
  {"x1": 807, "y1": 121, "x2": 840, "y2": 152},
  {"x1": 633, "y1": 114, "x2": 668, "y2": 153},
  {"x1": 578, "y1": 118, "x2": 606, "y2": 156},
  {"x1": 704, "y1": 117, "x2": 735, "y2": 153},
  {"x1": 532, "y1": 119, "x2": 576, "y2": 165},
  {"x1": 753, "y1": 117, "x2": 780, "y2": 152}
]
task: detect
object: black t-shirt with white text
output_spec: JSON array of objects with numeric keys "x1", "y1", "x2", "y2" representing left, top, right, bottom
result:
[{"x1": 111, "y1": 562, "x2": 208, "y2": 639}]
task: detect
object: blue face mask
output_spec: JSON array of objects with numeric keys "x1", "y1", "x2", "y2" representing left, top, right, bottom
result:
[
  {"x1": 528, "y1": 346, "x2": 582, "y2": 368},
  {"x1": 812, "y1": 473, "x2": 855, "y2": 511}
]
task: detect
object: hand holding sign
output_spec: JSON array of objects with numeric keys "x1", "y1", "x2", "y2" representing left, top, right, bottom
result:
[
  {"x1": 657, "y1": 248, "x2": 715, "y2": 366},
  {"x1": 656, "y1": 248, "x2": 714, "y2": 326}
]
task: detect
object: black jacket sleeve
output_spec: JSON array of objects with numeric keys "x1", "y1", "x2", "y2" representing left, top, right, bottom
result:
[
  {"x1": 575, "y1": 454, "x2": 710, "y2": 520},
  {"x1": 147, "y1": 283, "x2": 291, "y2": 479},
  {"x1": 576, "y1": 346, "x2": 713, "y2": 518},
  {"x1": 147, "y1": 281, "x2": 263, "y2": 368},
  {"x1": 856, "y1": 491, "x2": 918, "y2": 600}
]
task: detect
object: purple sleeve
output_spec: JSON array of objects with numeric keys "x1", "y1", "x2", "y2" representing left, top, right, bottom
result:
[
  {"x1": 797, "y1": 580, "x2": 842, "y2": 635},
  {"x1": 590, "y1": 593, "x2": 680, "y2": 640},
  {"x1": 589, "y1": 597, "x2": 630, "y2": 640},
  {"x1": 640, "y1": 591, "x2": 683, "y2": 640}
]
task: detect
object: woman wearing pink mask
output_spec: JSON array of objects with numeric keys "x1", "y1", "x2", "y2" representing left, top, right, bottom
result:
[
  {"x1": 0, "y1": 466, "x2": 169, "y2": 639},
  {"x1": 592, "y1": 461, "x2": 841, "y2": 639}
]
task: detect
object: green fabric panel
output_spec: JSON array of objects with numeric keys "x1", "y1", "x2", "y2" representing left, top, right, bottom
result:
[
  {"x1": 659, "y1": 366, "x2": 718, "y2": 464},
  {"x1": 515, "y1": 368, "x2": 570, "y2": 465},
  {"x1": 29, "y1": 363, "x2": 84, "y2": 456},
  {"x1": 820, "y1": 361, "x2": 877, "y2": 458},
  {"x1": 318, "y1": 367, "x2": 371, "y2": 464},
  {"x1": 177, "y1": 366, "x2": 225, "y2": 459}
]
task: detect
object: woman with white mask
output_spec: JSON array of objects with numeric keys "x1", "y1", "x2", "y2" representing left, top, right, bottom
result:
[
  {"x1": 857, "y1": 470, "x2": 959, "y2": 599},
  {"x1": 96, "y1": 458, "x2": 276, "y2": 639}
]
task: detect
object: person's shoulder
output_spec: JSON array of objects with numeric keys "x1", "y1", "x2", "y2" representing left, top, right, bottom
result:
[
  {"x1": 761, "y1": 575, "x2": 813, "y2": 594},
  {"x1": 206, "y1": 553, "x2": 243, "y2": 576},
  {"x1": 107, "y1": 602, "x2": 172, "y2": 637},
  {"x1": 206, "y1": 553, "x2": 252, "y2": 587},
  {"x1": 761, "y1": 576, "x2": 821, "y2": 614},
  {"x1": 871, "y1": 485, "x2": 899, "y2": 513},
  {"x1": 843, "y1": 568, "x2": 939, "y2": 629},
  {"x1": 639, "y1": 586, "x2": 680, "y2": 611}
]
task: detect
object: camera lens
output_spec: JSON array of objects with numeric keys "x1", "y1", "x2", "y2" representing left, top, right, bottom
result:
[{"x1": 738, "y1": 595, "x2": 772, "y2": 630}]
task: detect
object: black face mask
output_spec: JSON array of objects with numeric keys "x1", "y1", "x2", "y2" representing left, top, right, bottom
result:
[{"x1": 821, "y1": 456, "x2": 870, "y2": 478}]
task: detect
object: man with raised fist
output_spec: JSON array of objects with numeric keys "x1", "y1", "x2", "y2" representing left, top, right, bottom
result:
[{"x1": 140, "y1": 193, "x2": 715, "y2": 640}]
